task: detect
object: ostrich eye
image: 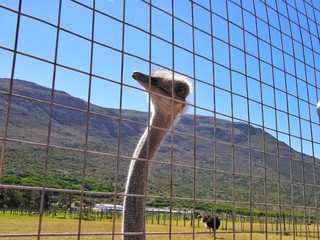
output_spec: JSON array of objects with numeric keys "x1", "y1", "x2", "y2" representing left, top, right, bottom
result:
[{"x1": 175, "y1": 85, "x2": 186, "y2": 96}]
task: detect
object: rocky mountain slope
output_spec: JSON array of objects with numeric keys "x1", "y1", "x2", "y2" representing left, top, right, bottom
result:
[{"x1": 0, "y1": 78, "x2": 317, "y2": 208}]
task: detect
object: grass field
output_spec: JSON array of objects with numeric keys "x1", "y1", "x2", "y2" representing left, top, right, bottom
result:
[{"x1": 0, "y1": 214, "x2": 318, "y2": 240}]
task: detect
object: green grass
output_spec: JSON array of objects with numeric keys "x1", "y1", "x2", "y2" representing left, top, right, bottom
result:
[{"x1": 0, "y1": 214, "x2": 318, "y2": 240}]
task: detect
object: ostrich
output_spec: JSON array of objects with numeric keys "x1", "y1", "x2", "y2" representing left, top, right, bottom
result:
[
  {"x1": 122, "y1": 70, "x2": 191, "y2": 240},
  {"x1": 201, "y1": 215, "x2": 221, "y2": 235}
]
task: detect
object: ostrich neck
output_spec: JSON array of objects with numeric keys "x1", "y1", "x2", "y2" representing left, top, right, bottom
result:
[
  {"x1": 122, "y1": 110, "x2": 176, "y2": 240},
  {"x1": 135, "y1": 112, "x2": 173, "y2": 165},
  {"x1": 126, "y1": 111, "x2": 174, "y2": 194}
]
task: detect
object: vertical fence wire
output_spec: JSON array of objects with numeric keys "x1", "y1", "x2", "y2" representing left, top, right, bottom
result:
[
  {"x1": 209, "y1": 0, "x2": 219, "y2": 239},
  {"x1": 0, "y1": 0, "x2": 22, "y2": 181},
  {"x1": 0, "y1": 0, "x2": 319, "y2": 239}
]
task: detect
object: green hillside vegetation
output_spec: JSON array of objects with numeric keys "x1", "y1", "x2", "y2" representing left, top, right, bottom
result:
[{"x1": 0, "y1": 78, "x2": 318, "y2": 215}]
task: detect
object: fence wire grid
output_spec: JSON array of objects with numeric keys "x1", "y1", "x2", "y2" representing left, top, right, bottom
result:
[{"x1": 0, "y1": 0, "x2": 320, "y2": 239}]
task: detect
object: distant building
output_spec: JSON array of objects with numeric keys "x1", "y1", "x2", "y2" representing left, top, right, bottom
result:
[
  {"x1": 93, "y1": 204, "x2": 191, "y2": 214},
  {"x1": 93, "y1": 204, "x2": 123, "y2": 212}
]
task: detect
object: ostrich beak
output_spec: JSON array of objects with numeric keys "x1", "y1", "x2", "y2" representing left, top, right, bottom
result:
[
  {"x1": 132, "y1": 71, "x2": 170, "y2": 97},
  {"x1": 132, "y1": 71, "x2": 150, "y2": 84}
]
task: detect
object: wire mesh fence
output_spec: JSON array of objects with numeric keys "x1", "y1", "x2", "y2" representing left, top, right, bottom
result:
[{"x1": 0, "y1": 0, "x2": 320, "y2": 239}]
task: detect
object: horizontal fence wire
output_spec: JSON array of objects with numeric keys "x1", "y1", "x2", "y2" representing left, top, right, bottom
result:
[{"x1": 0, "y1": 0, "x2": 320, "y2": 239}]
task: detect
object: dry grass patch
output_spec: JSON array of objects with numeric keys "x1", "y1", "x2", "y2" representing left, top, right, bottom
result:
[{"x1": 0, "y1": 214, "x2": 317, "y2": 240}]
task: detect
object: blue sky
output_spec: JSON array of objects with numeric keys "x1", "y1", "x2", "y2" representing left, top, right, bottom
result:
[{"x1": 0, "y1": 0, "x2": 319, "y2": 158}]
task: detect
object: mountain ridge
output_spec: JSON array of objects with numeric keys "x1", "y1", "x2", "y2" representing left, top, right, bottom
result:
[{"x1": 0, "y1": 78, "x2": 318, "y2": 208}]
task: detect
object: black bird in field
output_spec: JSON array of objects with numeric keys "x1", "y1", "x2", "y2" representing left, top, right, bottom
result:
[{"x1": 201, "y1": 215, "x2": 221, "y2": 235}]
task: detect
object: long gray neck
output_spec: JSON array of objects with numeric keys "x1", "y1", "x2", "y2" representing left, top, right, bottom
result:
[{"x1": 122, "y1": 111, "x2": 175, "y2": 240}]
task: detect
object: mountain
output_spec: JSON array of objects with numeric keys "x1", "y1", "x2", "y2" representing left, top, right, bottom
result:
[{"x1": 0, "y1": 78, "x2": 318, "y2": 210}]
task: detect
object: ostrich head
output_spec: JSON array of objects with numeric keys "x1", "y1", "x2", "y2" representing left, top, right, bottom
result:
[
  {"x1": 201, "y1": 215, "x2": 210, "y2": 223},
  {"x1": 132, "y1": 70, "x2": 191, "y2": 116}
]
